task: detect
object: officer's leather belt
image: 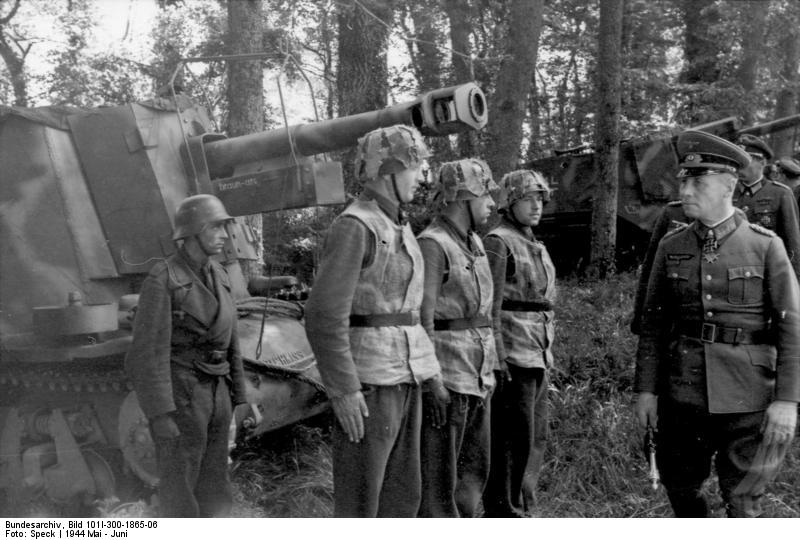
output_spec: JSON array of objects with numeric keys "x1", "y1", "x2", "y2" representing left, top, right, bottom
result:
[
  {"x1": 501, "y1": 299, "x2": 552, "y2": 312},
  {"x1": 675, "y1": 321, "x2": 771, "y2": 345},
  {"x1": 434, "y1": 315, "x2": 492, "y2": 331},
  {"x1": 350, "y1": 311, "x2": 420, "y2": 327}
]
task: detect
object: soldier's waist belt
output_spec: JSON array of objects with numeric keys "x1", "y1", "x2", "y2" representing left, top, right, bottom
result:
[
  {"x1": 675, "y1": 322, "x2": 771, "y2": 345},
  {"x1": 434, "y1": 315, "x2": 492, "y2": 331},
  {"x1": 172, "y1": 347, "x2": 228, "y2": 365},
  {"x1": 501, "y1": 299, "x2": 552, "y2": 312},
  {"x1": 349, "y1": 311, "x2": 420, "y2": 327}
]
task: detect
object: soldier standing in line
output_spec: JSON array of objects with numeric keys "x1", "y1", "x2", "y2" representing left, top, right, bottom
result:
[
  {"x1": 635, "y1": 130, "x2": 800, "y2": 517},
  {"x1": 733, "y1": 133, "x2": 800, "y2": 278},
  {"x1": 416, "y1": 158, "x2": 499, "y2": 518},
  {"x1": 125, "y1": 194, "x2": 248, "y2": 517},
  {"x1": 304, "y1": 125, "x2": 446, "y2": 517},
  {"x1": 482, "y1": 170, "x2": 556, "y2": 518}
]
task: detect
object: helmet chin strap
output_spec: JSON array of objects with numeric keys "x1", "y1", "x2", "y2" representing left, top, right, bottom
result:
[
  {"x1": 390, "y1": 173, "x2": 405, "y2": 204},
  {"x1": 465, "y1": 200, "x2": 477, "y2": 231}
]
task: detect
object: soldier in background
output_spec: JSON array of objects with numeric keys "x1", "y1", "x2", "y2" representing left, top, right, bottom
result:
[
  {"x1": 635, "y1": 130, "x2": 800, "y2": 517},
  {"x1": 772, "y1": 156, "x2": 800, "y2": 206},
  {"x1": 482, "y1": 170, "x2": 556, "y2": 517},
  {"x1": 125, "y1": 194, "x2": 247, "y2": 517},
  {"x1": 416, "y1": 158, "x2": 499, "y2": 518},
  {"x1": 304, "y1": 125, "x2": 445, "y2": 517},
  {"x1": 733, "y1": 134, "x2": 800, "y2": 278}
]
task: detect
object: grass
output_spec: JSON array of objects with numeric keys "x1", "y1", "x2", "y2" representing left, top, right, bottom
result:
[
  {"x1": 230, "y1": 271, "x2": 800, "y2": 518},
  {"x1": 14, "y1": 273, "x2": 796, "y2": 518}
]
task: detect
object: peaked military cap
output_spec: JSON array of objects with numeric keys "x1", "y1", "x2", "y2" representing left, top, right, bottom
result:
[
  {"x1": 677, "y1": 130, "x2": 751, "y2": 174},
  {"x1": 776, "y1": 157, "x2": 800, "y2": 178},
  {"x1": 736, "y1": 133, "x2": 774, "y2": 160}
]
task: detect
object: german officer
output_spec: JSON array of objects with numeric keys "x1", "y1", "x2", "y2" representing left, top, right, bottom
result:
[
  {"x1": 125, "y1": 194, "x2": 247, "y2": 517},
  {"x1": 304, "y1": 125, "x2": 443, "y2": 517},
  {"x1": 733, "y1": 133, "x2": 800, "y2": 278},
  {"x1": 635, "y1": 130, "x2": 800, "y2": 517},
  {"x1": 482, "y1": 170, "x2": 556, "y2": 517},
  {"x1": 416, "y1": 158, "x2": 499, "y2": 517}
]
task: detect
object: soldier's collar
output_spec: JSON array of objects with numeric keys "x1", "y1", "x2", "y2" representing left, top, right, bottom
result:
[
  {"x1": 177, "y1": 246, "x2": 210, "y2": 280},
  {"x1": 502, "y1": 215, "x2": 534, "y2": 240},
  {"x1": 738, "y1": 177, "x2": 763, "y2": 196},
  {"x1": 694, "y1": 211, "x2": 738, "y2": 244},
  {"x1": 362, "y1": 188, "x2": 403, "y2": 224}
]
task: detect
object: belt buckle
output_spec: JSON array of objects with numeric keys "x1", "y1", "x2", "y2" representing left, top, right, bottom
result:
[{"x1": 701, "y1": 323, "x2": 716, "y2": 343}]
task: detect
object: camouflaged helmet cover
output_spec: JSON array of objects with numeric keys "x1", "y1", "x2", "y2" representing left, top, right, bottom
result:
[
  {"x1": 435, "y1": 158, "x2": 499, "y2": 202},
  {"x1": 498, "y1": 169, "x2": 550, "y2": 209},
  {"x1": 354, "y1": 125, "x2": 431, "y2": 182},
  {"x1": 172, "y1": 194, "x2": 233, "y2": 240}
]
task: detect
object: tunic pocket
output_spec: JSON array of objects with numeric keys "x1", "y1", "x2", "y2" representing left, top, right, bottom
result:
[{"x1": 727, "y1": 265, "x2": 764, "y2": 304}]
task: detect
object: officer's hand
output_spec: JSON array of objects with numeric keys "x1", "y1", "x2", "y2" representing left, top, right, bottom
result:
[
  {"x1": 635, "y1": 392, "x2": 658, "y2": 429},
  {"x1": 761, "y1": 400, "x2": 798, "y2": 446},
  {"x1": 331, "y1": 390, "x2": 369, "y2": 443},
  {"x1": 423, "y1": 377, "x2": 450, "y2": 428},
  {"x1": 151, "y1": 414, "x2": 180, "y2": 439}
]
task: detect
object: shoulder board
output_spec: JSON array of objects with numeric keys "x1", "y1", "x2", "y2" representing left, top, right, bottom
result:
[
  {"x1": 748, "y1": 222, "x2": 777, "y2": 237},
  {"x1": 666, "y1": 200, "x2": 682, "y2": 207},
  {"x1": 662, "y1": 222, "x2": 689, "y2": 239},
  {"x1": 767, "y1": 180, "x2": 792, "y2": 193}
]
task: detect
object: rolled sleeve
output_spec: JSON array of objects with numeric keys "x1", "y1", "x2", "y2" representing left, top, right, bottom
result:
[{"x1": 305, "y1": 216, "x2": 371, "y2": 398}]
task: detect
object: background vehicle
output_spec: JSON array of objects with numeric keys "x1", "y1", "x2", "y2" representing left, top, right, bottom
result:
[{"x1": 528, "y1": 115, "x2": 800, "y2": 272}]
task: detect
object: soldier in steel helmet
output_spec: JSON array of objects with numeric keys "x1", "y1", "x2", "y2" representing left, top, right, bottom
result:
[
  {"x1": 304, "y1": 124, "x2": 443, "y2": 517},
  {"x1": 482, "y1": 170, "x2": 556, "y2": 517},
  {"x1": 733, "y1": 133, "x2": 800, "y2": 279},
  {"x1": 635, "y1": 130, "x2": 800, "y2": 517},
  {"x1": 415, "y1": 158, "x2": 499, "y2": 517},
  {"x1": 125, "y1": 194, "x2": 247, "y2": 517}
]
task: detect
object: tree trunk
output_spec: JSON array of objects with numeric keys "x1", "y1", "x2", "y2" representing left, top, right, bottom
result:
[
  {"x1": 226, "y1": 0, "x2": 264, "y2": 282},
  {"x1": 680, "y1": 0, "x2": 721, "y2": 84},
  {"x1": 336, "y1": 0, "x2": 394, "y2": 192},
  {"x1": 736, "y1": 1, "x2": 767, "y2": 126},
  {"x1": 483, "y1": 0, "x2": 544, "y2": 180},
  {"x1": 443, "y1": 0, "x2": 477, "y2": 157},
  {"x1": 588, "y1": 0, "x2": 623, "y2": 279},
  {"x1": 772, "y1": 17, "x2": 800, "y2": 158},
  {"x1": 0, "y1": 0, "x2": 28, "y2": 106},
  {"x1": 404, "y1": 0, "x2": 450, "y2": 158}
]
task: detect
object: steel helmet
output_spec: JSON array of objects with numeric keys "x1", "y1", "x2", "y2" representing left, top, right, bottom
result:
[
  {"x1": 354, "y1": 124, "x2": 431, "y2": 181},
  {"x1": 172, "y1": 194, "x2": 233, "y2": 240},
  {"x1": 435, "y1": 158, "x2": 499, "y2": 202},
  {"x1": 498, "y1": 169, "x2": 550, "y2": 210}
]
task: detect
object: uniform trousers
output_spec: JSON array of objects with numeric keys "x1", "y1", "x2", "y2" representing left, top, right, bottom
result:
[
  {"x1": 152, "y1": 365, "x2": 233, "y2": 517},
  {"x1": 656, "y1": 399, "x2": 774, "y2": 518},
  {"x1": 483, "y1": 365, "x2": 549, "y2": 517},
  {"x1": 332, "y1": 383, "x2": 422, "y2": 517},
  {"x1": 418, "y1": 392, "x2": 491, "y2": 517}
]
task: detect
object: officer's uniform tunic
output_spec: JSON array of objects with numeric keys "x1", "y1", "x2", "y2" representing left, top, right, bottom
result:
[
  {"x1": 304, "y1": 193, "x2": 439, "y2": 518},
  {"x1": 125, "y1": 248, "x2": 247, "y2": 518},
  {"x1": 482, "y1": 218, "x2": 556, "y2": 517},
  {"x1": 416, "y1": 216, "x2": 498, "y2": 517},
  {"x1": 734, "y1": 177, "x2": 800, "y2": 278},
  {"x1": 636, "y1": 212, "x2": 800, "y2": 516}
]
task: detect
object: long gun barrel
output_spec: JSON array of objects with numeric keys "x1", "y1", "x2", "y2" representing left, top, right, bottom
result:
[
  {"x1": 202, "y1": 83, "x2": 487, "y2": 180},
  {"x1": 737, "y1": 113, "x2": 800, "y2": 138}
]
